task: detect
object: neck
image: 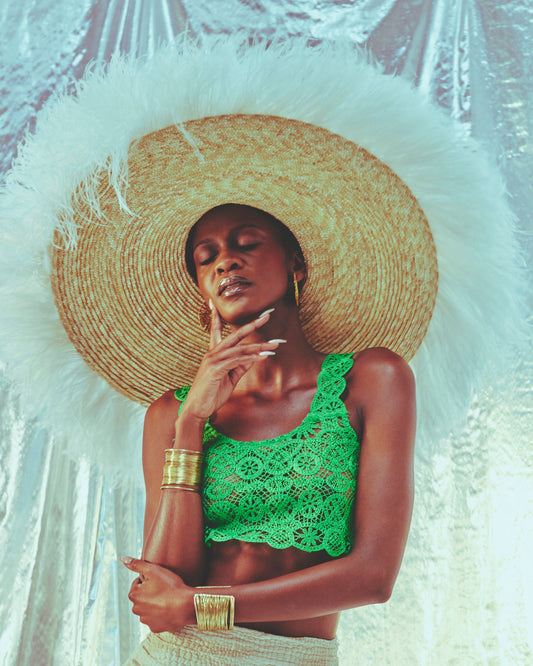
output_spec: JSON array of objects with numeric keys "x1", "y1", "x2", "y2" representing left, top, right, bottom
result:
[{"x1": 228, "y1": 304, "x2": 325, "y2": 394}]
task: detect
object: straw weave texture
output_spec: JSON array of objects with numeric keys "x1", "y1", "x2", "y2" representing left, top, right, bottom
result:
[
  {"x1": 1, "y1": 37, "x2": 525, "y2": 479},
  {"x1": 52, "y1": 115, "x2": 438, "y2": 405}
]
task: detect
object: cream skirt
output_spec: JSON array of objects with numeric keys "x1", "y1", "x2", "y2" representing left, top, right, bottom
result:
[{"x1": 124, "y1": 625, "x2": 339, "y2": 665}]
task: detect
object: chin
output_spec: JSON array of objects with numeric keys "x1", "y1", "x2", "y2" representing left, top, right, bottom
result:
[
  {"x1": 218, "y1": 300, "x2": 266, "y2": 326},
  {"x1": 223, "y1": 309, "x2": 260, "y2": 327}
]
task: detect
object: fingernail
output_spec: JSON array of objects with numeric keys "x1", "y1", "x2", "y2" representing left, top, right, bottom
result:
[
  {"x1": 268, "y1": 339, "x2": 287, "y2": 344},
  {"x1": 258, "y1": 308, "x2": 275, "y2": 319},
  {"x1": 121, "y1": 556, "x2": 133, "y2": 564},
  {"x1": 208, "y1": 299, "x2": 213, "y2": 310},
  {"x1": 259, "y1": 351, "x2": 276, "y2": 356}
]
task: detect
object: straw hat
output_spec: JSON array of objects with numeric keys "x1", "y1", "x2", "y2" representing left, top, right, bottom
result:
[
  {"x1": 0, "y1": 37, "x2": 525, "y2": 480},
  {"x1": 51, "y1": 114, "x2": 438, "y2": 405}
]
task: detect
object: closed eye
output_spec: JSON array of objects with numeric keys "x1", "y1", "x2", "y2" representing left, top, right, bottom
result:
[{"x1": 195, "y1": 239, "x2": 262, "y2": 266}]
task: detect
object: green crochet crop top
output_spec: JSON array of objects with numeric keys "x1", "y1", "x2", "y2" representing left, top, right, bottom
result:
[{"x1": 174, "y1": 353, "x2": 360, "y2": 557}]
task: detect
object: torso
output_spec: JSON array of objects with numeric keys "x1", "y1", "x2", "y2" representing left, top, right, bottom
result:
[
  {"x1": 184, "y1": 352, "x2": 363, "y2": 639},
  {"x1": 206, "y1": 541, "x2": 340, "y2": 638}
]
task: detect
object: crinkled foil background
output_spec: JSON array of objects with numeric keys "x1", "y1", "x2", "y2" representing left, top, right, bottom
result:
[{"x1": 0, "y1": 1, "x2": 531, "y2": 664}]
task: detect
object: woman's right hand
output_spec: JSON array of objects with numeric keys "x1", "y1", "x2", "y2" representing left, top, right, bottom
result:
[{"x1": 176, "y1": 303, "x2": 281, "y2": 425}]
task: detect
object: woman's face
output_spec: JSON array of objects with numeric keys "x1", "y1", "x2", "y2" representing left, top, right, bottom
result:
[{"x1": 190, "y1": 205, "x2": 298, "y2": 326}]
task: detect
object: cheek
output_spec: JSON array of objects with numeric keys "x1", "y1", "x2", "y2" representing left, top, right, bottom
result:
[
  {"x1": 261, "y1": 243, "x2": 290, "y2": 273},
  {"x1": 261, "y1": 256, "x2": 291, "y2": 293}
]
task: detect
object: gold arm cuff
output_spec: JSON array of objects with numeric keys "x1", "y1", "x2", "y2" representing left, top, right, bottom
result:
[
  {"x1": 165, "y1": 448, "x2": 204, "y2": 461},
  {"x1": 193, "y1": 593, "x2": 235, "y2": 631},
  {"x1": 160, "y1": 483, "x2": 200, "y2": 492},
  {"x1": 162, "y1": 448, "x2": 204, "y2": 487}
]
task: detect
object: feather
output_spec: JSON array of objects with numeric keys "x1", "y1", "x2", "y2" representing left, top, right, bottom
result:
[{"x1": 0, "y1": 36, "x2": 528, "y2": 484}]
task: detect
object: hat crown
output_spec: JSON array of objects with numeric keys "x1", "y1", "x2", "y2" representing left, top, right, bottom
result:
[{"x1": 52, "y1": 114, "x2": 438, "y2": 405}]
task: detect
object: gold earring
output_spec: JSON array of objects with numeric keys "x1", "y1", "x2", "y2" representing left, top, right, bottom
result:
[
  {"x1": 199, "y1": 303, "x2": 211, "y2": 332},
  {"x1": 293, "y1": 272, "x2": 300, "y2": 307}
]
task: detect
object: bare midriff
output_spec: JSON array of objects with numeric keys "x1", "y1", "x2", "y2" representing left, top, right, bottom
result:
[{"x1": 205, "y1": 540, "x2": 340, "y2": 640}]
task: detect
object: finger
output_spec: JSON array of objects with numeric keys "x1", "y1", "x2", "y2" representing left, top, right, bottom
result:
[
  {"x1": 121, "y1": 556, "x2": 152, "y2": 577},
  {"x1": 207, "y1": 346, "x2": 280, "y2": 376},
  {"x1": 229, "y1": 361, "x2": 259, "y2": 386},
  {"x1": 215, "y1": 308, "x2": 275, "y2": 351},
  {"x1": 209, "y1": 339, "x2": 283, "y2": 363},
  {"x1": 222, "y1": 354, "x2": 274, "y2": 387},
  {"x1": 209, "y1": 300, "x2": 223, "y2": 349},
  {"x1": 128, "y1": 577, "x2": 142, "y2": 595},
  {"x1": 226, "y1": 347, "x2": 281, "y2": 385}
]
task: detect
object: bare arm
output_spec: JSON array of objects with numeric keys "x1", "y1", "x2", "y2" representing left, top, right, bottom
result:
[
  {"x1": 199, "y1": 349, "x2": 416, "y2": 622},
  {"x1": 141, "y1": 392, "x2": 207, "y2": 585},
  {"x1": 139, "y1": 306, "x2": 281, "y2": 586},
  {"x1": 126, "y1": 348, "x2": 416, "y2": 629}
]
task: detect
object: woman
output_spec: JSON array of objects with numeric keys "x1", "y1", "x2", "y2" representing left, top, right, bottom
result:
[
  {"x1": 0, "y1": 34, "x2": 524, "y2": 666},
  {"x1": 122, "y1": 202, "x2": 416, "y2": 664}
]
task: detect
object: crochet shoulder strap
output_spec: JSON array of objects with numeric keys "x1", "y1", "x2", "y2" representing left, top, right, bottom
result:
[
  {"x1": 310, "y1": 353, "x2": 355, "y2": 418},
  {"x1": 174, "y1": 353, "x2": 355, "y2": 420}
]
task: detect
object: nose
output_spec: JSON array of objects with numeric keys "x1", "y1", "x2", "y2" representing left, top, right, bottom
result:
[{"x1": 215, "y1": 249, "x2": 242, "y2": 274}]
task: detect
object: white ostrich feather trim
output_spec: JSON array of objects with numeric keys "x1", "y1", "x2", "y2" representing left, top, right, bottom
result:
[{"x1": 0, "y1": 36, "x2": 528, "y2": 485}]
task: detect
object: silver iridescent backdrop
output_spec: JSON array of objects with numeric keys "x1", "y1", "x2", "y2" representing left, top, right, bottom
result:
[{"x1": 0, "y1": 1, "x2": 531, "y2": 664}]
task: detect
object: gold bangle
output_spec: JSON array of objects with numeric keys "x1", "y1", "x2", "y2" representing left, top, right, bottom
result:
[
  {"x1": 165, "y1": 448, "x2": 204, "y2": 462},
  {"x1": 193, "y1": 593, "x2": 235, "y2": 631},
  {"x1": 160, "y1": 483, "x2": 199, "y2": 492},
  {"x1": 162, "y1": 448, "x2": 203, "y2": 488},
  {"x1": 162, "y1": 463, "x2": 202, "y2": 486}
]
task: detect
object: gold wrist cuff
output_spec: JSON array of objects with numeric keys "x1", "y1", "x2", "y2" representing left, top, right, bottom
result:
[
  {"x1": 162, "y1": 448, "x2": 203, "y2": 489},
  {"x1": 193, "y1": 593, "x2": 235, "y2": 631},
  {"x1": 160, "y1": 483, "x2": 199, "y2": 492}
]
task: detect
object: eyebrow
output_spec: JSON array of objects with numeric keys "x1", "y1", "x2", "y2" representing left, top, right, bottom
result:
[{"x1": 192, "y1": 224, "x2": 265, "y2": 251}]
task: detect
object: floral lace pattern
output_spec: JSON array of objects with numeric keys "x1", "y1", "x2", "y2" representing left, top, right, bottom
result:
[{"x1": 175, "y1": 353, "x2": 360, "y2": 557}]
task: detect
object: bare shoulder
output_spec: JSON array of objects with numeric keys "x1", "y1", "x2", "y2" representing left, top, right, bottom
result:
[
  {"x1": 143, "y1": 389, "x2": 183, "y2": 455},
  {"x1": 142, "y1": 389, "x2": 183, "y2": 485},
  {"x1": 344, "y1": 348, "x2": 415, "y2": 428},
  {"x1": 350, "y1": 347, "x2": 414, "y2": 389},
  {"x1": 145, "y1": 388, "x2": 182, "y2": 425}
]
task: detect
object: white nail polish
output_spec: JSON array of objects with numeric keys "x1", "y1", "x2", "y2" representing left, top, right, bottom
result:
[
  {"x1": 268, "y1": 339, "x2": 287, "y2": 344},
  {"x1": 258, "y1": 308, "x2": 275, "y2": 319},
  {"x1": 259, "y1": 351, "x2": 276, "y2": 356}
]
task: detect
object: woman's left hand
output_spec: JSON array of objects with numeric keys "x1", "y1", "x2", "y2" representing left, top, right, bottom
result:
[{"x1": 121, "y1": 557, "x2": 194, "y2": 633}]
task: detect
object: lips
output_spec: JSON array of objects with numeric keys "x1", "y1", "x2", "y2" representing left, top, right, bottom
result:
[{"x1": 218, "y1": 275, "x2": 252, "y2": 296}]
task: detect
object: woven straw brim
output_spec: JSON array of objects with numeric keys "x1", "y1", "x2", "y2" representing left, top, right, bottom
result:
[{"x1": 51, "y1": 114, "x2": 438, "y2": 406}]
